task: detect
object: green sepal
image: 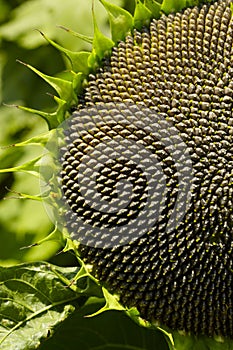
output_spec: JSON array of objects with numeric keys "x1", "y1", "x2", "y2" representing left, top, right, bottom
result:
[
  {"x1": 0, "y1": 155, "x2": 42, "y2": 178},
  {"x1": 99, "y1": 0, "x2": 133, "y2": 43},
  {"x1": 17, "y1": 96, "x2": 67, "y2": 129},
  {"x1": 51, "y1": 95, "x2": 70, "y2": 125},
  {"x1": 57, "y1": 25, "x2": 93, "y2": 44},
  {"x1": 134, "y1": 0, "x2": 153, "y2": 29},
  {"x1": 39, "y1": 32, "x2": 91, "y2": 75},
  {"x1": 92, "y1": 9, "x2": 114, "y2": 61},
  {"x1": 71, "y1": 51, "x2": 91, "y2": 75},
  {"x1": 85, "y1": 287, "x2": 125, "y2": 317},
  {"x1": 144, "y1": 0, "x2": 161, "y2": 18},
  {"x1": 17, "y1": 60, "x2": 75, "y2": 104},
  {"x1": 12, "y1": 130, "x2": 53, "y2": 148},
  {"x1": 16, "y1": 105, "x2": 55, "y2": 128},
  {"x1": 63, "y1": 237, "x2": 79, "y2": 253},
  {"x1": 4, "y1": 103, "x2": 58, "y2": 129},
  {"x1": 161, "y1": 0, "x2": 187, "y2": 14},
  {"x1": 156, "y1": 327, "x2": 175, "y2": 350},
  {"x1": 72, "y1": 71, "x2": 85, "y2": 96},
  {"x1": 87, "y1": 52, "x2": 99, "y2": 72},
  {"x1": 52, "y1": 249, "x2": 104, "y2": 298},
  {"x1": 23, "y1": 225, "x2": 67, "y2": 249},
  {"x1": 88, "y1": 4, "x2": 115, "y2": 68},
  {"x1": 4, "y1": 190, "x2": 43, "y2": 202}
]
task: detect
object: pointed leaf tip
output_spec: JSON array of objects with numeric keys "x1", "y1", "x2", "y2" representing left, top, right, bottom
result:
[
  {"x1": 85, "y1": 287, "x2": 124, "y2": 317},
  {"x1": 91, "y1": 4, "x2": 114, "y2": 62},
  {"x1": 144, "y1": 0, "x2": 161, "y2": 18},
  {"x1": 13, "y1": 130, "x2": 53, "y2": 148},
  {"x1": 99, "y1": 0, "x2": 133, "y2": 43},
  {"x1": 17, "y1": 60, "x2": 75, "y2": 104},
  {"x1": 39, "y1": 32, "x2": 91, "y2": 75},
  {"x1": 57, "y1": 25, "x2": 93, "y2": 44},
  {"x1": 32, "y1": 225, "x2": 66, "y2": 247},
  {"x1": 134, "y1": 0, "x2": 153, "y2": 29},
  {"x1": 0, "y1": 155, "x2": 42, "y2": 178},
  {"x1": 4, "y1": 190, "x2": 43, "y2": 202},
  {"x1": 17, "y1": 105, "x2": 59, "y2": 129}
]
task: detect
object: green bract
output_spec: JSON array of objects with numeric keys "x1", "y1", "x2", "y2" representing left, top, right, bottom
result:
[
  {"x1": 6, "y1": 0, "x2": 213, "y2": 129},
  {"x1": 0, "y1": 0, "x2": 217, "y2": 187}
]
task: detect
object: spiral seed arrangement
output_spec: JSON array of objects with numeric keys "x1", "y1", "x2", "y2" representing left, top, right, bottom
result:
[{"x1": 60, "y1": 0, "x2": 233, "y2": 337}]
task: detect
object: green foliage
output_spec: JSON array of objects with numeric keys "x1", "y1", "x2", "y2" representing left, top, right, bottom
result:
[
  {"x1": 0, "y1": 0, "x2": 121, "y2": 265},
  {"x1": 0, "y1": 262, "x2": 81, "y2": 349},
  {"x1": 0, "y1": 106, "x2": 58, "y2": 265},
  {"x1": 40, "y1": 307, "x2": 168, "y2": 350},
  {"x1": 0, "y1": 261, "x2": 169, "y2": 350}
]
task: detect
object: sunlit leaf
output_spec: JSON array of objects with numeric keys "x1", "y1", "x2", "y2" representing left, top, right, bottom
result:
[{"x1": 0, "y1": 262, "x2": 85, "y2": 349}]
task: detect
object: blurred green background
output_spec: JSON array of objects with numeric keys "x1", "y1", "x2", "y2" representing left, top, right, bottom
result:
[{"x1": 0, "y1": 0, "x2": 129, "y2": 266}]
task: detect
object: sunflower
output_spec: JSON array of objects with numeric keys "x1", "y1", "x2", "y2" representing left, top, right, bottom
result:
[{"x1": 0, "y1": 0, "x2": 233, "y2": 349}]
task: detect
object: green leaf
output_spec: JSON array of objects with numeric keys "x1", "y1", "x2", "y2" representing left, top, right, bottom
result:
[
  {"x1": 0, "y1": 262, "x2": 86, "y2": 350},
  {"x1": 100, "y1": 0, "x2": 133, "y2": 43},
  {"x1": 39, "y1": 299, "x2": 169, "y2": 350}
]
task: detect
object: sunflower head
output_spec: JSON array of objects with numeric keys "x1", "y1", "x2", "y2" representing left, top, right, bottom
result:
[{"x1": 2, "y1": 0, "x2": 233, "y2": 343}]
